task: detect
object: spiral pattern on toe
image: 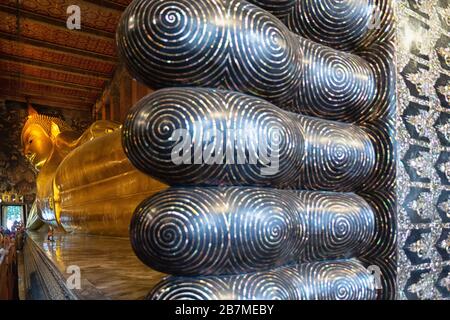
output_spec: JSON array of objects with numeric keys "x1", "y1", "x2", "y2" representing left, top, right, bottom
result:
[
  {"x1": 130, "y1": 187, "x2": 375, "y2": 275},
  {"x1": 227, "y1": 1, "x2": 303, "y2": 103},
  {"x1": 359, "y1": 117, "x2": 396, "y2": 191},
  {"x1": 247, "y1": 0, "x2": 395, "y2": 52},
  {"x1": 227, "y1": 188, "x2": 306, "y2": 272},
  {"x1": 122, "y1": 88, "x2": 375, "y2": 191},
  {"x1": 131, "y1": 188, "x2": 229, "y2": 274},
  {"x1": 147, "y1": 259, "x2": 377, "y2": 300},
  {"x1": 117, "y1": 0, "x2": 228, "y2": 88},
  {"x1": 298, "y1": 261, "x2": 374, "y2": 300},
  {"x1": 359, "y1": 42, "x2": 396, "y2": 120},
  {"x1": 286, "y1": 0, "x2": 372, "y2": 51},
  {"x1": 293, "y1": 38, "x2": 376, "y2": 122},
  {"x1": 358, "y1": 190, "x2": 396, "y2": 260},
  {"x1": 117, "y1": 0, "x2": 381, "y2": 121},
  {"x1": 233, "y1": 271, "x2": 303, "y2": 300},
  {"x1": 117, "y1": 0, "x2": 302, "y2": 106},
  {"x1": 297, "y1": 116, "x2": 375, "y2": 190},
  {"x1": 123, "y1": 88, "x2": 304, "y2": 186},
  {"x1": 149, "y1": 277, "x2": 229, "y2": 300},
  {"x1": 295, "y1": 192, "x2": 375, "y2": 261},
  {"x1": 247, "y1": 0, "x2": 297, "y2": 20}
]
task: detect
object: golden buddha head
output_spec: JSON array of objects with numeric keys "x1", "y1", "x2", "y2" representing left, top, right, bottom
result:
[{"x1": 21, "y1": 105, "x2": 72, "y2": 170}]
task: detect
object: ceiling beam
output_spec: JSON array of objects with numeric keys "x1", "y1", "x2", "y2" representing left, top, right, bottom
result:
[
  {"x1": 82, "y1": 0, "x2": 128, "y2": 12},
  {"x1": 0, "y1": 4, "x2": 115, "y2": 40},
  {"x1": 0, "y1": 83, "x2": 96, "y2": 103},
  {"x1": 0, "y1": 88, "x2": 92, "y2": 107},
  {"x1": 0, "y1": 74, "x2": 103, "y2": 92},
  {"x1": 0, "y1": 37, "x2": 116, "y2": 66},
  {"x1": 0, "y1": 54, "x2": 112, "y2": 79},
  {"x1": 0, "y1": 90, "x2": 93, "y2": 108},
  {"x1": 0, "y1": 32, "x2": 117, "y2": 62},
  {"x1": 0, "y1": 92, "x2": 92, "y2": 112}
]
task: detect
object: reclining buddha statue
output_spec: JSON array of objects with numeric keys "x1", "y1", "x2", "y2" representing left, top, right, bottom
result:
[{"x1": 21, "y1": 105, "x2": 168, "y2": 237}]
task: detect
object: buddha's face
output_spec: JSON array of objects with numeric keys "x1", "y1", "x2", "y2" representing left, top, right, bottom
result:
[{"x1": 22, "y1": 124, "x2": 54, "y2": 170}]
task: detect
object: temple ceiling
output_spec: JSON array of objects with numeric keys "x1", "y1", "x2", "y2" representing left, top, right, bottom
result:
[{"x1": 0, "y1": 0, "x2": 133, "y2": 112}]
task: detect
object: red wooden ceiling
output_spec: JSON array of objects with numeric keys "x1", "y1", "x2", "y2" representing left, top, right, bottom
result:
[{"x1": 0, "y1": 0, "x2": 133, "y2": 111}]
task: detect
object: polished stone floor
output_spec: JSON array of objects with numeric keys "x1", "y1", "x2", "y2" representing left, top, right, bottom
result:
[
  {"x1": 27, "y1": 231, "x2": 166, "y2": 300},
  {"x1": 17, "y1": 250, "x2": 25, "y2": 300}
]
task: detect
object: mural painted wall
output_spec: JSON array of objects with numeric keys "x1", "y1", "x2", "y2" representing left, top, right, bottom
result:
[
  {"x1": 0, "y1": 99, "x2": 91, "y2": 204},
  {"x1": 397, "y1": 0, "x2": 450, "y2": 300}
]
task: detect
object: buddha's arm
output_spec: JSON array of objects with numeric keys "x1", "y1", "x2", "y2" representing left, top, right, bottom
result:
[
  {"x1": 52, "y1": 129, "x2": 168, "y2": 237},
  {"x1": 55, "y1": 120, "x2": 122, "y2": 153},
  {"x1": 75, "y1": 120, "x2": 122, "y2": 145}
]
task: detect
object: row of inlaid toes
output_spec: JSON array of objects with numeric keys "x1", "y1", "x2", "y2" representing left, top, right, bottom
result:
[{"x1": 116, "y1": 0, "x2": 395, "y2": 300}]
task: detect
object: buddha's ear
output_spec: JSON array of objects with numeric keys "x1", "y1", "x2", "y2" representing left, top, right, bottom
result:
[
  {"x1": 27, "y1": 102, "x2": 38, "y2": 117},
  {"x1": 51, "y1": 122, "x2": 61, "y2": 138}
]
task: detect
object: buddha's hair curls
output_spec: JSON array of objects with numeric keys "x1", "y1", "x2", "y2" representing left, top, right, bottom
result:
[{"x1": 21, "y1": 113, "x2": 73, "y2": 144}]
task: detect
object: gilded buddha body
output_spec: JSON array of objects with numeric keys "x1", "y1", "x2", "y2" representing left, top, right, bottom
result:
[{"x1": 22, "y1": 106, "x2": 167, "y2": 237}]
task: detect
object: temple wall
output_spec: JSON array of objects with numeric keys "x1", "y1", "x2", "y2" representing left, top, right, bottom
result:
[{"x1": 396, "y1": 0, "x2": 450, "y2": 300}]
